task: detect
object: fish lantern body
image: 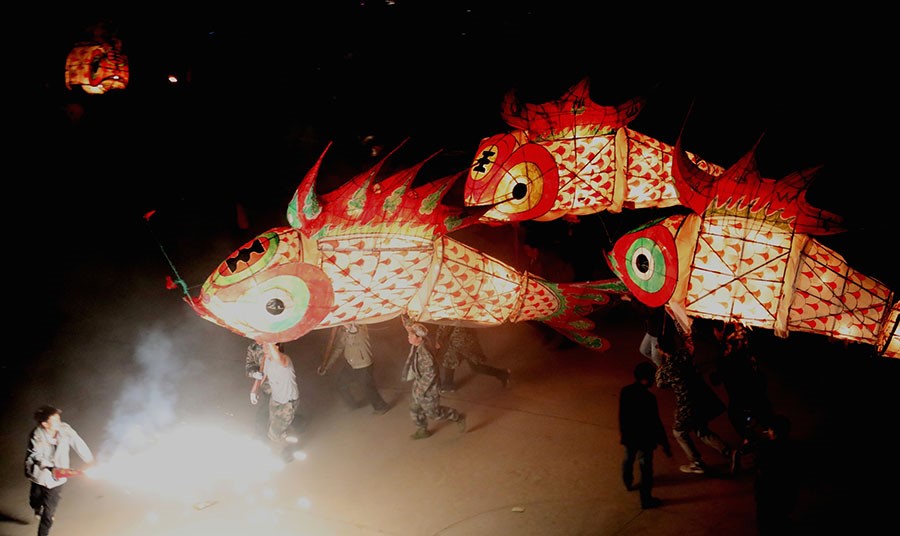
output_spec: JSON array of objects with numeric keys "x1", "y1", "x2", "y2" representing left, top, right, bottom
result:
[
  {"x1": 65, "y1": 38, "x2": 129, "y2": 94},
  {"x1": 188, "y1": 143, "x2": 629, "y2": 349},
  {"x1": 463, "y1": 78, "x2": 724, "y2": 223},
  {"x1": 607, "y1": 140, "x2": 898, "y2": 358}
]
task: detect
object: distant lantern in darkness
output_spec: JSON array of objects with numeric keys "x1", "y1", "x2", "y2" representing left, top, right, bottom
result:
[{"x1": 64, "y1": 30, "x2": 129, "y2": 95}]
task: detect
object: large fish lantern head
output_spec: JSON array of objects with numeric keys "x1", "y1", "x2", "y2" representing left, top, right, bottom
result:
[
  {"x1": 606, "y1": 214, "x2": 687, "y2": 309},
  {"x1": 464, "y1": 79, "x2": 644, "y2": 222},
  {"x1": 188, "y1": 228, "x2": 334, "y2": 343},
  {"x1": 465, "y1": 131, "x2": 560, "y2": 222},
  {"x1": 187, "y1": 141, "x2": 489, "y2": 343}
]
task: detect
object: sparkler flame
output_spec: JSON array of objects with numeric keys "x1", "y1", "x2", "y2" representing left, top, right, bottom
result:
[{"x1": 91, "y1": 423, "x2": 290, "y2": 503}]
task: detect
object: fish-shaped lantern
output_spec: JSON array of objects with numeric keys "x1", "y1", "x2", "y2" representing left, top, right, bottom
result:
[
  {"x1": 64, "y1": 33, "x2": 129, "y2": 95},
  {"x1": 187, "y1": 143, "x2": 629, "y2": 350},
  {"x1": 463, "y1": 78, "x2": 724, "y2": 222},
  {"x1": 606, "y1": 138, "x2": 899, "y2": 358}
]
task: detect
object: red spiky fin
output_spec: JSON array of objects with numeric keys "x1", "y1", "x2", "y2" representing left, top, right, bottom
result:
[
  {"x1": 501, "y1": 78, "x2": 645, "y2": 133},
  {"x1": 673, "y1": 136, "x2": 845, "y2": 236},
  {"x1": 287, "y1": 141, "x2": 331, "y2": 230},
  {"x1": 376, "y1": 149, "x2": 439, "y2": 196},
  {"x1": 321, "y1": 139, "x2": 410, "y2": 206},
  {"x1": 775, "y1": 166, "x2": 845, "y2": 235}
]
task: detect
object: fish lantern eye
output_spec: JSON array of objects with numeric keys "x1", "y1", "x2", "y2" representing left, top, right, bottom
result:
[
  {"x1": 266, "y1": 298, "x2": 285, "y2": 315},
  {"x1": 512, "y1": 182, "x2": 528, "y2": 200},
  {"x1": 607, "y1": 218, "x2": 680, "y2": 308}
]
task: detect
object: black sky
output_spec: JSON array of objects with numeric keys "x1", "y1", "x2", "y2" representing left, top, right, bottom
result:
[{"x1": 21, "y1": 6, "x2": 899, "y2": 316}]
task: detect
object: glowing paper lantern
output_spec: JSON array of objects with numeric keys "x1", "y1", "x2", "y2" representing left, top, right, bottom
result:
[
  {"x1": 186, "y1": 142, "x2": 628, "y2": 350},
  {"x1": 877, "y1": 301, "x2": 900, "y2": 358},
  {"x1": 64, "y1": 30, "x2": 129, "y2": 95},
  {"x1": 463, "y1": 78, "x2": 724, "y2": 222},
  {"x1": 607, "y1": 141, "x2": 898, "y2": 359}
]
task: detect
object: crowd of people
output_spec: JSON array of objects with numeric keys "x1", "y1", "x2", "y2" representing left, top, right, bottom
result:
[
  {"x1": 621, "y1": 308, "x2": 799, "y2": 533},
  {"x1": 241, "y1": 316, "x2": 512, "y2": 450},
  {"x1": 25, "y1": 311, "x2": 796, "y2": 535}
]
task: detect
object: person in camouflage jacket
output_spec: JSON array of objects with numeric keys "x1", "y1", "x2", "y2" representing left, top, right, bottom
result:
[
  {"x1": 434, "y1": 325, "x2": 510, "y2": 392},
  {"x1": 403, "y1": 322, "x2": 466, "y2": 439}
]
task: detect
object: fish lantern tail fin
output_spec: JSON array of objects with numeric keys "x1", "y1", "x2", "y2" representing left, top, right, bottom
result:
[{"x1": 536, "y1": 278, "x2": 631, "y2": 351}]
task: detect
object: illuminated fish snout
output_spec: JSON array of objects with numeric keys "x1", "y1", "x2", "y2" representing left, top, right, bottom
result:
[
  {"x1": 189, "y1": 228, "x2": 334, "y2": 342},
  {"x1": 465, "y1": 133, "x2": 559, "y2": 222}
]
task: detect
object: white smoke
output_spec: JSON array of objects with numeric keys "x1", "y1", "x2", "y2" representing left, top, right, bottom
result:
[{"x1": 100, "y1": 327, "x2": 181, "y2": 458}]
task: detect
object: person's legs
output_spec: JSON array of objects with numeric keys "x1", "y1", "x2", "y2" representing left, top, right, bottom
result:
[
  {"x1": 29, "y1": 482, "x2": 42, "y2": 516},
  {"x1": 440, "y1": 365, "x2": 456, "y2": 393},
  {"x1": 37, "y1": 485, "x2": 61, "y2": 536},
  {"x1": 253, "y1": 393, "x2": 270, "y2": 439},
  {"x1": 467, "y1": 359, "x2": 511, "y2": 387},
  {"x1": 357, "y1": 365, "x2": 389, "y2": 411},
  {"x1": 422, "y1": 393, "x2": 466, "y2": 432},
  {"x1": 674, "y1": 428, "x2": 701, "y2": 463},
  {"x1": 622, "y1": 446, "x2": 637, "y2": 490},
  {"x1": 727, "y1": 406, "x2": 749, "y2": 440},
  {"x1": 268, "y1": 399, "x2": 298, "y2": 444},
  {"x1": 636, "y1": 448, "x2": 658, "y2": 507},
  {"x1": 408, "y1": 400, "x2": 430, "y2": 438},
  {"x1": 696, "y1": 425, "x2": 731, "y2": 458},
  {"x1": 674, "y1": 428, "x2": 705, "y2": 473},
  {"x1": 336, "y1": 365, "x2": 363, "y2": 408},
  {"x1": 285, "y1": 399, "x2": 300, "y2": 440}
]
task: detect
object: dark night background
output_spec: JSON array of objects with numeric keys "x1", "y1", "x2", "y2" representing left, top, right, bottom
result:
[
  {"x1": 9, "y1": 4, "x2": 900, "y2": 532},
  {"x1": 22, "y1": 5, "x2": 897, "y2": 336}
]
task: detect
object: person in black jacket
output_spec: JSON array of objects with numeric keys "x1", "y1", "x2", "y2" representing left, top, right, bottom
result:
[{"x1": 619, "y1": 361, "x2": 673, "y2": 509}]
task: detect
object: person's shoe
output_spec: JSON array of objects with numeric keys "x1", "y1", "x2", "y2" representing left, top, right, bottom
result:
[
  {"x1": 33, "y1": 507, "x2": 42, "y2": 520},
  {"x1": 410, "y1": 428, "x2": 431, "y2": 440},
  {"x1": 456, "y1": 414, "x2": 467, "y2": 433},
  {"x1": 284, "y1": 435, "x2": 299, "y2": 444},
  {"x1": 440, "y1": 387, "x2": 455, "y2": 394},
  {"x1": 730, "y1": 449, "x2": 741, "y2": 474},
  {"x1": 373, "y1": 405, "x2": 390, "y2": 415},
  {"x1": 501, "y1": 369, "x2": 512, "y2": 388},
  {"x1": 641, "y1": 497, "x2": 663, "y2": 509},
  {"x1": 679, "y1": 462, "x2": 705, "y2": 474},
  {"x1": 625, "y1": 483, "x2": 636, "y2": 492}
]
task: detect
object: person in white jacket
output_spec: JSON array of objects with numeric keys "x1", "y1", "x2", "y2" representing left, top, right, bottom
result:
[
  {"x1": 25, "y1": 405, "x2": 93, "y2": 536},
  {"x1": 259, "y1": 343, "x2": 301, "y2": 447}
]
